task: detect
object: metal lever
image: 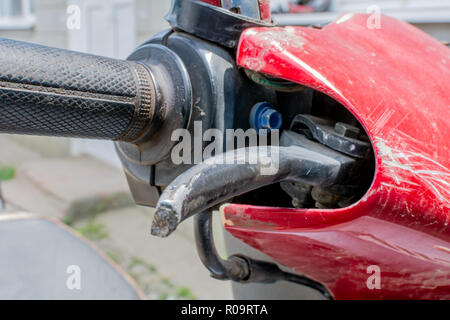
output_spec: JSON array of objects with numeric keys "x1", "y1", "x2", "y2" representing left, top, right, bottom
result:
[{"x1": 151, "y1": 145, "x2": 351, "y2": 237}]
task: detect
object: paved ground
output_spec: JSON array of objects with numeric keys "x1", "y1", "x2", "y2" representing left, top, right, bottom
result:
[{"x1": 0, "y1": 135, "x2": 232, "y2": 300}]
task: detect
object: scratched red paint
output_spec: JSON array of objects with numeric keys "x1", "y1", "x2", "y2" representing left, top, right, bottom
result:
[
  {"x1": 198, "y1": 0, "x2": 271, "y2": 21},
  {"x1": 198, "y1": 0, "x2": 221, "y2": 6},
  {"x1": 224, "y1": 14, "x2": 450, "y2": 299},
  {"x1": 258, "y1": 0, "x2": 272, "y2": 21}
]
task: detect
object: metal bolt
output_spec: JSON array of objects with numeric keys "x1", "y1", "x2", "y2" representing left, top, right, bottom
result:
[{"x1": 334, "y1": 122, "x2": 361, "y2": 139}]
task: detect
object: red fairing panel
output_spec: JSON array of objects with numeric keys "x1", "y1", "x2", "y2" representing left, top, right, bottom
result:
[
  {"x1": 198, "y1": 0, "x2": 221, "y2": 6},
  {"x1": 258, "y1": 0, "x2": 271, "y2": 22},
  {"x1": 198, "y1": 0, "x2": 271, "y2": 21},
  {"x1": 224, "y1": 14, "x2": 450, "y2": 299}
]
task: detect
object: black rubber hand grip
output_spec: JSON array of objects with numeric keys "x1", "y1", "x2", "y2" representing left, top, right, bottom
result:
[{"x1": 0, "y1": 38, "x2": 155, "y2": 141}]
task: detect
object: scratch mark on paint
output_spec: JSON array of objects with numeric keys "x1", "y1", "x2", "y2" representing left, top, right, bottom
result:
[
  {"x1": 392, "y1": 112, "x2": 410, "y2": 130},
  {"x1": 240, "y1": 29, "x2": 349, "y2": 104},
  {"x1": 336, "y1": 13, "x2": 354, "y2": 24},
  {"x1": 373, "y1": 109, "x2": 395, "y2": 135},
  {"x1": 380, "y1": 182, "x2": 414, "y2": 192},
  {"x1": 280, "y1": 49, "x2": 346, "y2": 101},
  {"x1": 220, "y1": 204, "x2": 234, "y2": 227},
  {"x1": 435, "y1": 246, "x2": 450, "y2": 255},
  {"x1": 376, "y1": 138, "x2": 450, "y2": 205}
]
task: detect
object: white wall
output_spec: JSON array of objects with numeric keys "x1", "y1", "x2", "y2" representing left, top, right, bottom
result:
[
  {"x1": 68, "y1": 0, "x2": 136, "y2": 166},
  {"x1": 68, "y1": 0, "x2": 171, "y2": 167}
]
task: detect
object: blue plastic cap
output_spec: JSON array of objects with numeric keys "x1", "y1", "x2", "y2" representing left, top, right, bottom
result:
[{"x1": 249, "y1": 102, "x2": 283, "y2": 132}]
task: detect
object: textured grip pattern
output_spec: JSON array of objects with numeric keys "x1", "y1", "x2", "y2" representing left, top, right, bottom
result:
[{"x1": 0, "y1": 38, "x2": 154, "y2": 141}]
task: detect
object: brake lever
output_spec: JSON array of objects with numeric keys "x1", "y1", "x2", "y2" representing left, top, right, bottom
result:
[{"x1": 151, "y1": 144, "x2": 354, "y2": 238}]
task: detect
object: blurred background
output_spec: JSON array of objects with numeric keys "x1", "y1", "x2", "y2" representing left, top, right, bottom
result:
[
  {"x1": 272, "y1": 0, "x2": 450, "y2": 42},
  {"x1": 0, "y1": 0, "x2": 448, "y2": 300}
]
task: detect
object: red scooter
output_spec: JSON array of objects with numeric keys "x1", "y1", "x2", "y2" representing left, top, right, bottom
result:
[{"x1": 0, "y1": 0, "x2": 448, "y2": 300}]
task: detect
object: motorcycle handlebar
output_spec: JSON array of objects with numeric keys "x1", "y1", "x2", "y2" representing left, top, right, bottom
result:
[{"x1": 0, "y1": 38, "x2": 156, "y2": 142}]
